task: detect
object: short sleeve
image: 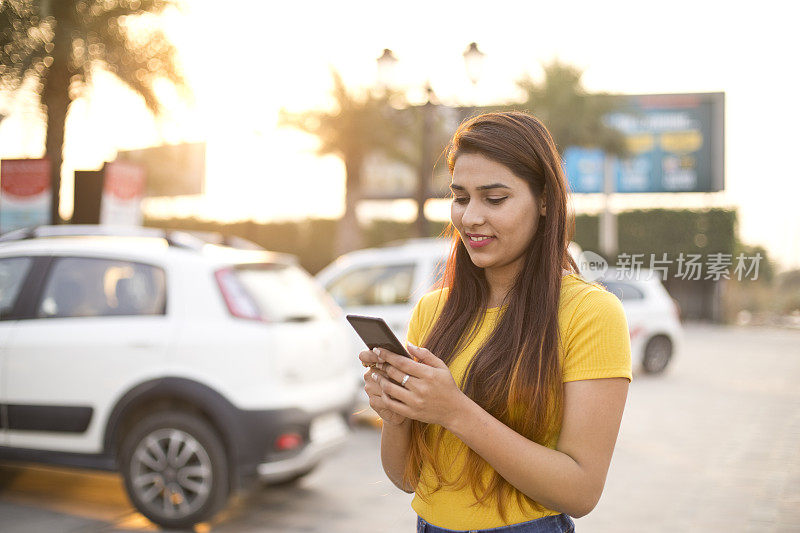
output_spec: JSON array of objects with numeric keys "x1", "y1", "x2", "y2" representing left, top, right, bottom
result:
[
  {"x1": 563, "y1": 288, "x2": 633, "y2": 383},
  {"x1": 406, "y1": 296, "x2": 425, "y2": 347},
  {"x1": 405, "y1": 288, "x2": 447, "y2": 348}
]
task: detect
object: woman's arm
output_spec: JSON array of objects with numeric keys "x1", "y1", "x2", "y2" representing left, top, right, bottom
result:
[
  {"x1": 379, "y1": 418, "x2": 415, "y2": 493},
  {"x1": 360, "y1": 348, "x2": 416, "y2": 493},
  {"x1": 374, "y1": 346, "x2": 629, "y2": 517},
  {"x1": 447, "y1": 377, "x2": 628, "y2": 517}
]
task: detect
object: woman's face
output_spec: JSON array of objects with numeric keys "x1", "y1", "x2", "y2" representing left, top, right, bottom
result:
[{"x1": 450, "y1": 152, "x2": 544, "y2": 275}]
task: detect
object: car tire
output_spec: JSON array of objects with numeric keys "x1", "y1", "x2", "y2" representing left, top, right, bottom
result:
[
  {"x1": 119, "y1": 410, "x2": 230, "y2": 529},
  {"x1": 642, "y1": 335, "x2": 673, "y2": 374}
]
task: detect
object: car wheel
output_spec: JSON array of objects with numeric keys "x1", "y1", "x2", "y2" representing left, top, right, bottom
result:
[
  {"x1": 119, "y1": 410, "x2": 230, "y2": 529},
  {"x1": 643, "y1": 335, "x2": 672, "y2": 374}
]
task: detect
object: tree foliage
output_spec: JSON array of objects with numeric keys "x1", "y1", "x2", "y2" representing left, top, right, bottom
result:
[
  {"x1": 517, "y1": 59, "x2": 627, "y2": 156},
  {"x1": 279, "y1": 70, "x2": 409, "y2": 254},
  {"x1": 0, "y1": 0, "x2": 187, "y2": 223}
]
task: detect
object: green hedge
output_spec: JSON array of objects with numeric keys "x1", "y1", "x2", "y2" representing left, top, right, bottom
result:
[{"x1": 572, "y1": 208, "x2": 750, "y2": 278}]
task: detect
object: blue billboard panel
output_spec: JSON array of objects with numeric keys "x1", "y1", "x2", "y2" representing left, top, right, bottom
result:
[
  {"x1": 564, "y1": 93, "x2": 724, "y2": 194},
  {"x1": 564, "y1": 147, "x2": 605, "y2": 193}
]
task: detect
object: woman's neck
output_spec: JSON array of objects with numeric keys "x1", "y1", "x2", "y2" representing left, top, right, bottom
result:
[{"x1": 484, "y1": 261, "x2": 522, "y2": 308}]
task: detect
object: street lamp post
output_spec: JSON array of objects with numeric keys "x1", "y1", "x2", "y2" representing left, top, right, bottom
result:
[
  {"x1": 376, "y1": 49, "x2": 398, "y2": 94},
  {"x1": 463, "y1": 42, "x2": 486, "y2": 88},
  {"x1": 377, "y1": 44, "x2": 485, "y2": 238},
  {"x1": 418, "y1": 83, "x2": 435, "y2": 238}
]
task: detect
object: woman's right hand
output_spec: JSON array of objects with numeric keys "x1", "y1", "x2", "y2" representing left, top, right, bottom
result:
[{"x1": 359, "y1": 349, "x2": 408, "y2": 426}]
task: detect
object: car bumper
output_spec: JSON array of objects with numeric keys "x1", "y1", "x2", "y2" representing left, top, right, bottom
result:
[{"x1": 256, "y1": 411, "x2": 350, "y2": 482}]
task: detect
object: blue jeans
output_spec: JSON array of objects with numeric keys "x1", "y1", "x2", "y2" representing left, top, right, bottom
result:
[{"x1": 416, "y1": 513, "x2": 575, "y2": 533}]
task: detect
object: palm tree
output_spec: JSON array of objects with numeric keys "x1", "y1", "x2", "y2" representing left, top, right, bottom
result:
[
  {"x1": 0, "y1": 0, "x2": 186, "y2": 224},
  {"x1": 517, "y1": 59, "x2": 626, "y2": 156},
  {"x1": 515, "y1": 59, "x2": 629, "y2": 258},
  {"x1": 280, "y1": 70, "x2": 407, "y2": 255}
]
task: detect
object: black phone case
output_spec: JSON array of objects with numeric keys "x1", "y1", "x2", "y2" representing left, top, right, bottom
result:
[{"x1": 346, "y1": 314, "x2": 411, "y2": 358}]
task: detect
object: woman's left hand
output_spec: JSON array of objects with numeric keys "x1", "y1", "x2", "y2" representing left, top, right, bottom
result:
[{"x1": 371, "y1": 344, "x2": 465, "y2": 428}]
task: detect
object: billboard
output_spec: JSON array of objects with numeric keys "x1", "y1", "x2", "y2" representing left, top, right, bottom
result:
[
  {"x1": 100, "y1": 160, "x2": 145, "y2": 226},
  {"x1": 116, "y1": 142, "x2": 205, "y2": 197},
  {"x1": 0, "y1": 158, "x2": 51, "y2": 233},
  {"x1": 565, "y1": 92, "x2": 725, "y2": 194}
]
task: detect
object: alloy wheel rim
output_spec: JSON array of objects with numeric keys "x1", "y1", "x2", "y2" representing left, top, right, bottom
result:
[{"x1": 130, "y1": 428, "x2": 213, "y2": 518}]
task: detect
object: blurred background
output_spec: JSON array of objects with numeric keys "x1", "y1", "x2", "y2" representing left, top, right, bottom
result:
[
  {"x1": 1, "y1": 1, "x2": 799, "y2": 532},
  {"x1": 1, "y1": 0, "x2": 799, "y2": 323}
]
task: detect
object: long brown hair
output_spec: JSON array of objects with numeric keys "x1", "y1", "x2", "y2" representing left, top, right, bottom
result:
[{"x1": 403, "y1": 111, "x2": 578, "y2": 519}]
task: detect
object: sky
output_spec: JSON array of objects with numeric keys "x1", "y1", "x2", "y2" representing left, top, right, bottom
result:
[{"x1": 0, "y1": 0, "x2": 798, "y2": 271}]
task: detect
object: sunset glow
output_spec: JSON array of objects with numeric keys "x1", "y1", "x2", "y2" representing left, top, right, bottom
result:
[{"x1": 0, "y1": 0, "x2": 797, "y2": 269}]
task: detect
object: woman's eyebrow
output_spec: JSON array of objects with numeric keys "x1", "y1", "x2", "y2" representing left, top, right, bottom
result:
[{"x1": 449, "y1": 183, "x2": 511, "y2": 191}]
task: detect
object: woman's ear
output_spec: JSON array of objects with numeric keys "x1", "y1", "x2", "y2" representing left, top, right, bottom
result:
[{"x1": 537, "y1": 189, "x2": 546, "y2": 216}]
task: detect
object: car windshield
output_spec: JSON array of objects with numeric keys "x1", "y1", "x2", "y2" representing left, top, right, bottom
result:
[{"x1": 233, "y1": 263, "x2": 336, "y2": 322}]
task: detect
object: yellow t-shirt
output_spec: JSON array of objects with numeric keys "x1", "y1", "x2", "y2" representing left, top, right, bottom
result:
[{"x1": 407, "y1": 272, "x2": 632, "y2": 529}]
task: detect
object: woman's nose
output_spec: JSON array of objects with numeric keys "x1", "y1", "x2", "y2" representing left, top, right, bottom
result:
[{"x1": 461, "y1": 199, "x2": 485, "y2": 227}]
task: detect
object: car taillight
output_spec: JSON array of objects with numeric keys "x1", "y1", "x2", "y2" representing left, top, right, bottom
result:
[
  {"x1": 214, "y1": 268, "x2": 267, "y2": 322},
  {"x1": 275, "y1": 432, "x2": 303, "y2": 451}
]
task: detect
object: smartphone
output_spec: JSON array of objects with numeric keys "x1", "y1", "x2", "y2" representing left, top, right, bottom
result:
[{"x1": 346, "y1": 314, "x2": 411, "y2": 358}]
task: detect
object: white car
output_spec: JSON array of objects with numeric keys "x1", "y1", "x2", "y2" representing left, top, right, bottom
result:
[
  {"x1": 316, "y1": 239, "x2": 451, "y2": 344},
  {"x1": 317, "y1": 240, "x2": 681, "y2": 383},
  {"x1": 0, "y1": 225, "x2": 354, "y2": 528},
  {"x1": 315, "y1": 238, "x2": 584, "y2": 397},
  {"x1": 597, "y1": 269, "x2": 683, "y2": 374}
]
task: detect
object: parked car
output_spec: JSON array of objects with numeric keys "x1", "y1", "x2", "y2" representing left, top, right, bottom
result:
[
  {"x1": 317, "y1": 238, "x2": 583, "y2": 340},
  {"x1": 0, "y1": 225, "x2": 354, "y2": 528},
  {"x1": 315, "y1": 238, "x2": 585, "y2": 405},
  {"x1": 597, "y1": 268, "x2": 683, "y2": 374},
  {"x1": 316, "y1": 239, "x2": 451, "y2": 344},
  {"x1": 317, "y1": 240, "x2": 680, "y2": 385}
]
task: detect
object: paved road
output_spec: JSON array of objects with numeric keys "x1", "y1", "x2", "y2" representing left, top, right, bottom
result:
[{"x1": 1, "y1": 324, "x2": 799, "y2": 532}]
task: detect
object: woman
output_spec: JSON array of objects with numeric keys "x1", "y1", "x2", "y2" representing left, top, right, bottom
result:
[{"x1": 360, "y1": 111, "x2": 632, "y2": 532}]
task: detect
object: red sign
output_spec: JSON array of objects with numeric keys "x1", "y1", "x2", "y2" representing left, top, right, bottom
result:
[
  {"x1": 104, "y1": 160, "x2": 145, "y2": 200},
  {"x1": 0, "y1": 158, "x2": 51, "y2": 198}
]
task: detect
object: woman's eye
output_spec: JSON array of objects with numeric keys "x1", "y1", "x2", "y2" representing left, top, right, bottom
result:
[
  {"x1": 453, "y1": 197, "x2": 469, "y2": 205},
  {"x1": 487, "y1": 197, "x2": 508, "y2": 205}
]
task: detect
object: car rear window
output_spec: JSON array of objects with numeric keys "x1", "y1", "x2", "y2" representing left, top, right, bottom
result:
[
  {"x1": 325, "y1": 263, "x2": 416, "y2": 307},
  {"x1": 231, "y1": 263, "x2": 337, "y2": 322},
  {"x1": 600, "y1": 281, "x2": 645, "y2": 302}
]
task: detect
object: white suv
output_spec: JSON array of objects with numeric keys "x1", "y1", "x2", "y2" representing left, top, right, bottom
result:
[
  {"x1": 315, "y1": 238, "x2": 584, "y2": 404},
  {"x1": 0, "y1": 226, "x2": 354, "y2": 528},
  {"x1": 316, "y1": 239, "x2": 451, "y2": 343},
  {"x1": 316, "y1": 240, "x2": 681, "y2": 382},
  {"x1": 316, "y1": 238, "x2": 583, "y2": 346}
]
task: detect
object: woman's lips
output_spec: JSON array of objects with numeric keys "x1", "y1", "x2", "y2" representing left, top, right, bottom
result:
[{"x1": 466, "y1": 235, "x2": 495, "y2": 248}]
